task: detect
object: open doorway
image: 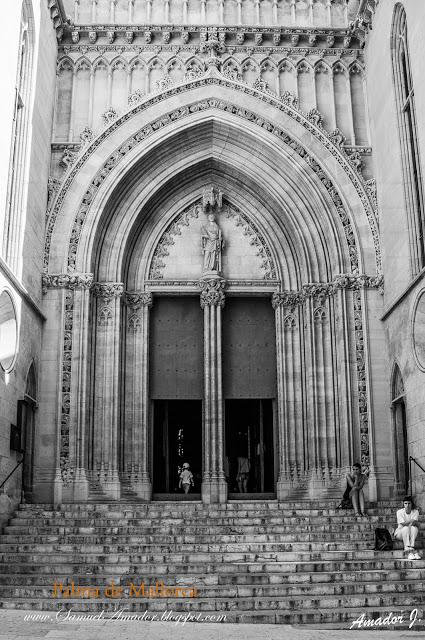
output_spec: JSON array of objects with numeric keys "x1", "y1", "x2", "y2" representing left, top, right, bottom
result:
[
  {"x1": 225, "y1": 399, "x2": 275, "y2": 495},
  {"x1": 152, "y1": 400, "x2": 202, "y2": 495}
]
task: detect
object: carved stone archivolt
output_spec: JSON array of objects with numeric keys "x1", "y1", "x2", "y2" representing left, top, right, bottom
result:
[{"x1": 45, "y1": 73, "x2": 379, "y2": 275}]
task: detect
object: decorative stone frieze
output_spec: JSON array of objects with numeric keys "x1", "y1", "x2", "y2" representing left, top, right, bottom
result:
[
  {"x1": 272, "y1": 275, "x2": 384, "y2": 310},
  {"x1": 199, "y1": 278, "x2": 226, "y2": 308},
  {"x1": 42, "y1": 273, "x2": 94, "y2": 294}
]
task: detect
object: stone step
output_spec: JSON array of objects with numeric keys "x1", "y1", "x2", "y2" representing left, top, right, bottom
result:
[
  {"x1": 0, "y1": 547, "x2": 414, "y2": 563},
  {"x1": 0, "y1": 591, "x2": 422, "y2": 612},
  {"x1": 18, "y1": 500, "x2": 401, "y2": 510},
  {"x1": 1, "y1": 601, "x2": 419, "y2": 627},
  {"x1": 10, "y1": 510, "x2": 399, "y2": 521},
  {"x1": 3, "y1": 521, "x2": 403, "y2": 536},
  {"x1": 0, "y1": 577, "x2": 424, "y2": 599},
  {"x1": 0, "y1": 540, "x2": 388, "y2": 553},
  {"x1": 1, "y1": 567, "x2": 424, "y2": 586},
  {"x1": 2, "y1": 557, "x2": 423, "y2": 574}
]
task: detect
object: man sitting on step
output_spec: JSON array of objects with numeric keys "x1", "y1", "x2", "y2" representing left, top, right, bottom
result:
[{"x1": 395, "y1": 496, "x2": 421, "y2": 560}]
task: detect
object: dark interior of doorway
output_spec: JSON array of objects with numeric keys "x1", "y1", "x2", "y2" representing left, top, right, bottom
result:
[
  {"x1": 225, "y1": 399, "x2": 275, "y2": 497},
  {"x1": 153, "y1": 400, "x2": 202, "y2": 498}
]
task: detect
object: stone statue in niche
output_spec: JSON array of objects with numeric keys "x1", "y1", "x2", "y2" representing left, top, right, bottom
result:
[
  {"x1": 201, "y1": 185, "x2": 225, "y2": 275},
  {"x1": 201, "y1": 213, "x2": 225, "y2": 274}
]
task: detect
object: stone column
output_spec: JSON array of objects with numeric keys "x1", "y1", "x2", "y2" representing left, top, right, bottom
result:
[
  {"x1": 273, "y1": 292, "x2": 305, "y2": 499},
  {"x1": 124, "y1": 292, "x2": 153, "y2": 500},
  {"x1": 200, "y1": 278, "x2": 227, "y2": 504},
  {"x1": 92, "y1": 282, "x2": 124, "y2": 499},
  {"x1": 71, "y1": 279, "x2": 93, "y2": 501}
]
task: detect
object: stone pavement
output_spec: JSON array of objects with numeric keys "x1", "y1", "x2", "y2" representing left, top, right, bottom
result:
[{"x1": 0, "y1": 610, "x2": 423, "y2": 640}]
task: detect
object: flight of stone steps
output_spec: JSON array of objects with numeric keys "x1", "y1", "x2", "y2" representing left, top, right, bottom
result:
[{"x1": 0, "y1": 500, "x2": 424, "y2": 628}]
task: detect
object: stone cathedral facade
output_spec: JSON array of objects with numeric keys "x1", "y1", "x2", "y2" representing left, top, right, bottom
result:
[{"x1": 0, "y1": 0, "x2": 424, "y2": 515}]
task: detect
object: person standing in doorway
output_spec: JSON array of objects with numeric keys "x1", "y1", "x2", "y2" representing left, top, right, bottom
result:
[
  {"x1": 179, "y1": 462, "x2": 194, "y2": 494},
  {"x1": 237, "y1": 456, "x2": 250, "y2": 493}
]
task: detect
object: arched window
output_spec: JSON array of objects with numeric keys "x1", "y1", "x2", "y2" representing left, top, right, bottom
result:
[
  {"x1": 391, "y1": 364, "x2": 408, "y2": 496},
  {"x1": 392, "y1": 4, "x2": 425, "y2": 274},
  {"x1": 19, "y1": 361, "x2": 37, "y2": 502},
  {"x1": 2, "y1": 0, "x2": 34, "y2": 271}
]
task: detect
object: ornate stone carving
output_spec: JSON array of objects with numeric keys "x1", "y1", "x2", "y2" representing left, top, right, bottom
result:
[
  {"x1": 365, "y1": 178, "x2": 377, "y2": 213},
  {"x1": 329, "y1": 128, "x2": 346, "y2": 149},
  {"x1": 279, "y1": 91, "x2": 299, "y2": 109},
  {"x1": 60, "y1": 147, "x2": 78, "y2": 170},
  {"x1": 236, "y1": 31, "x2": 245, "y2": 45},
  {"x1": 88, "y1": 31, "x2": 97, "y2": 44},
  {"x1": 353, "y1": 289, "x2": 369, "y2": 467},
  {"x1": 199, "y1": 278, "x2": 226, "y2": 308},
  {"x1": 125, "y1": 292, "x2": 153, "y2": 309},
  {"x1": 47, "y1": 176, "x2": 61, "y2": 216},
  {"x1": 92, "y1": 282, "x2": 124, "y2": 302},
  {"x1": 107, "y1": 31, "x2": 115, "y2": 44},
  {"x1": 128, "y1": 89, "x2": 145, "y2": 106},
  {"x1": 224, "y1": 206, "x2": 276, "y2": 280},
  {"x1": 60, "y1": 288, "x2": 74, "y2": 482},
  {"x1": 125, "y1": 31, "x2": 134, "y2": 44},
  {"x1": 47, "y1": 0, "x2": 66, "y2": 41},
  {"x1": 79, "y1": 126, "x2": 94, "y2": 145},
  {"x1": 71, "y1": 30, "x2": 79, "y2": 44},
  {"x1": 272, "y1": 276, "x2": 384, "y2": 310},
  {"x1": 306, "y1": 107, "x2": 323, "y2": 127},
  {"x1": 181, "y1": 31, "x2": 189, "y2": 44},
  {"x1": 272, "y1": 292, "x2": 304, "y2": 310},
  {"x1": 144, "y1": 30, "x2": 152, "y2": 44},
  {"x1": 202, "y1": 186, "x2": 222, "y2": 212},
  {"x1": 42, "y1": 273, "x2": 94, "y2": 294},
  {"x1": 102, "y1": 107, "x2": 119, "y2": 126}
]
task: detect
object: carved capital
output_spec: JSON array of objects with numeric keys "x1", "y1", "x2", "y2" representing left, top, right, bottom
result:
[
  {"x1": 125, "y1": 292, "x2": 153, "y2": 309},
  {"x1": 303, "y1": 283, "x2": 335, "y2": 300},
  {"x1": 271, "y1": 291, "x2": 304, "y2": 310},
  {"x1": 92, "y1": 282, "x2": 124, "y2": 302},
  {"x1": 42, "y1": 273, "x2": 94, "y2": 294},
  {"x1": 199, "y1": 278, "x2": 226, "y2": 308}
]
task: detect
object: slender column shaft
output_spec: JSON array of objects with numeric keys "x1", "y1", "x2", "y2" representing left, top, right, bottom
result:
[
  {"x1": 200, "y1": 278, "x2": 226, "y2": 503},
  {"x1": 124, "y1": 292, "x2": 153, "y2": 499},
  {"x1": 92, "y1": 283, "x2": 123, "y2": 499}
]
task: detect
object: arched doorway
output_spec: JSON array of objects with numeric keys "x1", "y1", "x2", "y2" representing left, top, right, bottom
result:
[{"x1": 391, "y1": 364, "x2": 408, "y2": 496}]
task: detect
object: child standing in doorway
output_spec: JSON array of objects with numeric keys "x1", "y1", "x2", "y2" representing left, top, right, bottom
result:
[{"x1": 179, "y1": 462, "x2": 194, "y2": 494}]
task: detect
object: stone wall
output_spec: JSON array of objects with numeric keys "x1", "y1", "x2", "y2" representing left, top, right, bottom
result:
[
  {"x1": 0, "y1": 0, "x2": 58, "y2": 519},
  {"x1": 366, "y1": 0, "x2": 425, "y2": 503},
  {"x1": 63, "y1": 0, "x2": 353, "y2": 28}
]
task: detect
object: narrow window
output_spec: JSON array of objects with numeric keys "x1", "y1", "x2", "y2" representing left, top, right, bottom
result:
[{"x1": 392, "y1": 4, "x2": 425, "y2": 273}]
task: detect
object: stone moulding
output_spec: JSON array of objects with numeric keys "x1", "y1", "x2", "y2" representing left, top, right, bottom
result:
[{"x1": 45, "y1": 71, "x2": 379, "y2": 277}]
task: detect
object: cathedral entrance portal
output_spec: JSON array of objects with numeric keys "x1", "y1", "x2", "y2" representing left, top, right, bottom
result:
[
  {"x1": 225, "y1": 399, "x2": 275, "y2": 495},
  {"x1": 152, "y1": 400, "x2": 202, "y2": 496}
]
